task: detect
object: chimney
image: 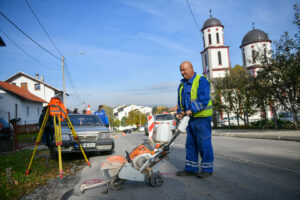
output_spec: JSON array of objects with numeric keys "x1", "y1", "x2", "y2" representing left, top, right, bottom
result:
[
  {"x1": 35, "y1": 74, "x2": 39, "y2": 80},
  {"x1": 40, "y1": 75, "x2": 44, "y2": 82}
]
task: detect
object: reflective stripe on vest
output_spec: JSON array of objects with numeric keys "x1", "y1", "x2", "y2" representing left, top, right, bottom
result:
[{"x1": 179, "y1": 75, "x2": 213, "y2": 117}]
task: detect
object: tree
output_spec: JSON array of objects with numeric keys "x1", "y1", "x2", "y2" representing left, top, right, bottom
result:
[
  {"x1": 257, "y1": 4, "x2": 300, "y2": 129},
  {"x1": 103, "y1": 105, "x2": 114, "y2": 126},
  {"x1": 121, "y1": 117, "x2": 127, "y2": 127},
  {"x1": 126, "y1": 110, "x2": 147, "y2": 126},
  {"x1": 113, "y1": 119, "x2": 120, "y2": 128},
  {"x1": 153, "y1": 105, "x2": 169, "y2": 114}
]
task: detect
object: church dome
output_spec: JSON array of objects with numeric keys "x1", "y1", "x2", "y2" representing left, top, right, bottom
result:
[
  {"x1": 241, "y1": 29, "x2": 271, "y2": 47},
  {"x1": 202, "y1": 17, "x2": 223, "y2": 31}
]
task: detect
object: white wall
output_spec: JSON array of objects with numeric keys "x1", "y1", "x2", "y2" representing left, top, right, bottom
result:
[
  {"x1": 9, "y1": 76, "x2": 56, "y2": 105},
  {"x1": 202, "y1": 26, "x2": 224, "y2": 48},
  {"x1": 242, "y1": 42, "x2": 272, "y2": 68},
  {"x1": 113, "y1": 105, "x2": 153, "y2": 121},
  {"x1": 0, "y1": 90, "x2": 43, "y2": 125}
]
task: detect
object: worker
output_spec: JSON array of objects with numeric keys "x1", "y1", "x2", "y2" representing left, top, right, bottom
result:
[
  {"x1": 176, "y1": 61, "x2": 214, "y2": 178},
  {"x1": 94, "y1": 105, "x2": 109, "y2": 128},
  {"x1": 38, "y1": 106, "x2": 54, "y2": 148}
]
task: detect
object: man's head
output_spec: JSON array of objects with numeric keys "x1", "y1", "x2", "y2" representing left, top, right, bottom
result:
[
  {"x1": 99, "y1": 105, "x2": 103, "y2": 110},
  {"x1": 180, "y1": 61, "x2": 195, "y2": 80}
]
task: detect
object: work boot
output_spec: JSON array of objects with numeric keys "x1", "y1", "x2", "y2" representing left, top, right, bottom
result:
[
  {"x1": 197, "y1": 171, "x2": 213, "y2": 178},
  {"x1": 176, "y1": 170, "x2": 197, "y2": 176}
]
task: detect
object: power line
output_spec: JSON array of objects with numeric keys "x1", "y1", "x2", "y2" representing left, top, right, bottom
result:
[
  {"x1": 0, "y1": 10, "x2": 61, "y2": 60},
  {"x1": 25, "y1": 0, "x2": 63, "y2": 57},
  {"x1": 0, "y1": 28, "x2": 59, "y2": 71},
  {"x1": 185, "y1": 0, "x2": 202, "y2": 36}
]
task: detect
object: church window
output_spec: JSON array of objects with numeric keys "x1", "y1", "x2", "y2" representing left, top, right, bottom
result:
[
  {"x1": 218, "y1": 51, "x2": 222, "y2": 65},
  {"x1": 203, "y1": 36, "x2": 205, "y2": 47},
  {"x1": 252, "y1": 50, "x2": 256, "y2": 63},
  {"x1": 205, "y1": 54, "x2": 207, "y2": 66},
  {"x1": 208, "y1": 34, "x2": 212, "y2": 44},
  {"x1": 216, "y1": 32, "x2": 220, "y2": 43},
  {"x1": 264, "y1": 47, "x2": 267, "y2": 60}
]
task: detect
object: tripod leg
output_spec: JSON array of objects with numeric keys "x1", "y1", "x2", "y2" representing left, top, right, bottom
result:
[
  {"x1": 66, "y1": 116, "x2": 90, "y2": 166},
  {"x1": 57, "y1": 115, "x2": 63, "y2": 179},
  {"x1": 26, "y1": 107, "x2": 50, "y2": 175}
]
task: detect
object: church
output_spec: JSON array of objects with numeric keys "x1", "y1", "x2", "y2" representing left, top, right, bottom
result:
[{"x1": 200, "y1": 14, "x2": 273, "y2": 122}]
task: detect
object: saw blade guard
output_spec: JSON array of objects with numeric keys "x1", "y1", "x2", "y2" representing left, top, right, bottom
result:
[{"x1": 101, "y1": 155, "x2": 126, "y2": 180}]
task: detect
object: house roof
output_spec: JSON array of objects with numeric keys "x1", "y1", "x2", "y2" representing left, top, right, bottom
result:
[
  {"x1": 0, "y1": 81, "x2": 47, "y2": 103},
  {"x1": 5, "y1": 71, "x2": 60, "y2": 92}
]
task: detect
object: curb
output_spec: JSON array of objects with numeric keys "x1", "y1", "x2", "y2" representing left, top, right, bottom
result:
[{"x1": 212, "y1": 133, "x2": 300, "y2": 141}]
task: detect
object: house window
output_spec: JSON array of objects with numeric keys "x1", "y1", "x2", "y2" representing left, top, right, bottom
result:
[
  {"x1": 27, "y1": 106, "x2": 30, "y2": 117},
  {"x1": 242, "y1": 48, "x2": 246, "y2": 66},
  {"x1": 218, "y1": 51, "x2": 222, "y2": 65},
  {"x1": 252, "y1": 50, "x2": 256, "y2": 63},
  {"x1": 204, "y1": 54, "x2": 207, "y2": 67},
  {"x1": 11, "y1": 83, "x2": 16, "y2": 86},
  {"x1": 216, "y1": 32, "x2": 220, "y2": 43},
  {"x1": 208, "y1": 34, "x2": 212, "y2": 44},
  {"x1": 37, "y1": 107, "x2": 40, "y2": 116},
  {"x1": 34, "y1": 83, "x2": 41, "y2": 90},
  {"x1": 21, "y1": 82, "x2": 28, "y2": 90}
]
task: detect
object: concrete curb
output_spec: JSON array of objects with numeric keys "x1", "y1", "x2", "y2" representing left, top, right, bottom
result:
[{"x1": 212, "y1": 130, "x2": 300, "y2": 141}]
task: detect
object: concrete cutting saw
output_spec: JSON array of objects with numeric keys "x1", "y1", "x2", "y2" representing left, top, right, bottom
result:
[{"x1": 80, "y1": 116, "x2": 190, "y2": 193}]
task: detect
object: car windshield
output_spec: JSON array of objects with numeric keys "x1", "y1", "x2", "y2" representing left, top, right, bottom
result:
[
  {"x1": 155, "y1": 114, "x2": 174, "y2": 121},
  {"x1": 0, "y1": 118, "x2": 9, "y2": 128},
  {"x1": 61, "y1": 115, "x2": 104, "y2": 126}
]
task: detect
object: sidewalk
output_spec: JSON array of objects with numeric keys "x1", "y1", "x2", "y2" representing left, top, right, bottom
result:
[{"x1": 212, "y1": 129, "x2": 300, "y2": 141}]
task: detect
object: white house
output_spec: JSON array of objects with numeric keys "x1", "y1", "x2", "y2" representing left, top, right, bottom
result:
[
  {"x1": 113, "y1": 105, "x2": 152, "y2": 121},
  {"x1": 0, "y1": 81, "x2": 47, "y2": 125},
  {"x1": 5, "y1": 72, "x2": 62, "y2": 106}
]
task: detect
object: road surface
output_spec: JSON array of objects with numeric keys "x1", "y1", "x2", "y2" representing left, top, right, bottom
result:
[{"x1": 66, "y1": 131, "x2": 300, "y2": 200}]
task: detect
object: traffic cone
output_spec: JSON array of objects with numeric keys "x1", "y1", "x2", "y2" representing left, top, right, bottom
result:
[
  {"x1": 115, "y1": 135, "x2": 119, "y2": 139},
  {"x1": 122, "y1": 132, "x2": 126, "y2": 136},
  {"x1": 87, "y1": 105, "x2": 91, "y2": 114}
]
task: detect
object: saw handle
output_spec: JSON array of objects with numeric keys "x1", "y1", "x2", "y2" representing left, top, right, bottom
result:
[{"x1": 125, "y1": 151, "x2": 132, "y2": 163}]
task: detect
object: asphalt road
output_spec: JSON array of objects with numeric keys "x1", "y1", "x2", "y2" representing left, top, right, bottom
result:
[{"x1": 67, "y1": 131, "x2": 300, "y2": 200}]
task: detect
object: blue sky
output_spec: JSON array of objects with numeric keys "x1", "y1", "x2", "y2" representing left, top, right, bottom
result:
[{"x1": 0, "y1": 0, "x2": 298, "y2": 110}]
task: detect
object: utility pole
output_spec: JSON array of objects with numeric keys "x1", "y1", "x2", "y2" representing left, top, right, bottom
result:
[{"x1": 62, "y1": 56, "x2": 66, "y2": 104}]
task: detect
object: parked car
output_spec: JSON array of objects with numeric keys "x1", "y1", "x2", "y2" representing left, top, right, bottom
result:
[
  {"x1": 220, "y1": 116, "x2": 245, "y2": 126},
  {"x1": 50, "y1": 114, "x2": 114, "y2": 158},
  {"x1": 123, "y1": 129, "x2": 132, "y2": 134},
  {"x1": 138, "y1": 126, "x2": 145, "y2": 132},
  {"x1": 154, "y1": 113, "x2": 176, "y2": 133},
  {"x1": 0, "y1": 118, "x2": 14, "y2": 140}
]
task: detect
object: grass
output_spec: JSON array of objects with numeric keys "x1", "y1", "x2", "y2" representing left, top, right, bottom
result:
[
  {"x1": 0, "y1": 149, "x2": 85, "y2": 200},
  {"x1": 17, "y1": 133, "x2": 38, "y2": 143}
]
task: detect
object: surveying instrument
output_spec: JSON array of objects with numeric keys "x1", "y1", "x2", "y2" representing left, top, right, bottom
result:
[{"x1": 26, "y1": 97, "x2": 90, "y2": 179}]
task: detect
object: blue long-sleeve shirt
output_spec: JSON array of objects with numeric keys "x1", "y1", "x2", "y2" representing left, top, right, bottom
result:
[
  {"x1": 94, "y1": 110, "x2": 109, "y2": 125},
  {"x1": 177, "y1": 73, "x2": 211, "y2": 114}
]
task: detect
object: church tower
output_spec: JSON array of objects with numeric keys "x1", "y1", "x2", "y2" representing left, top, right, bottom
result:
[
  {"x1": 240, "y1": 24, "x2": 272, "y2": 77},
  {"x1": 201, "y1": 12, "x2": 230, "y2": 80}
]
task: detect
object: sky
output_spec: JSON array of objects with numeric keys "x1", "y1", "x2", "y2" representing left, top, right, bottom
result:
[{"x1": 0, "y1": 0, "x2": 298, "y2": 110}]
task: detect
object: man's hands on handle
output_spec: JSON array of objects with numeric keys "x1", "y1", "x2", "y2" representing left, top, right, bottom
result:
[{"x1": 176, "y1": 110, "x2": 192, "y2": 120}]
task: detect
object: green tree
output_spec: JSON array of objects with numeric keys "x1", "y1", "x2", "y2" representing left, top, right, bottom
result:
[
  {"x1": 113, "y1": 119, "x2": 120, "y2": 127},
  {"x1": 127, "y1": 110, "x2": 147, "y2": 126},
  {"x1": 121, "y1": 117, "x2": 127, "y2": 127},
  {"x1": 257, "y1": 4, "x2": 300, "y2": 129},
  {"x1": 103, "y1": 105, "x2": 114, "y2": 126}
]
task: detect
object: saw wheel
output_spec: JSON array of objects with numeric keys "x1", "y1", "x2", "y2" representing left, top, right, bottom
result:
[{"x1": 109, "y1": 176, "x2": 125, "y2": 190}]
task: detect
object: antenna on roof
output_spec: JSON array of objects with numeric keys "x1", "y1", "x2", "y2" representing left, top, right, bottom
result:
[
  {"x1": 209, "y1": 9, "x2": 212, "y2": 18},
  {"x1": 252, "y1": 22, "x2": 255, "y2": 30}
]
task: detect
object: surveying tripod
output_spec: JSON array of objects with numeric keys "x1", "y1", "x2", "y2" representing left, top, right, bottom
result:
[{"x1": 26, "y1": 98, "x2": 90, "y2": 179}]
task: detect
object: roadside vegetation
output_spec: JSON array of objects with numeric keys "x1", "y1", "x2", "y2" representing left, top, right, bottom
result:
[{"x1": 0, "y1": 149, "x2": 84, "y2": 200}]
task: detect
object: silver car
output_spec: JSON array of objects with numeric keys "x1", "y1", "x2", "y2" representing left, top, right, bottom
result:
[
  {"x1": 50, "y1": 114, "x2": 114, "y2": 158},
  {"x1": 154, "y1": 113, "x2": 177, "y2": 133}
]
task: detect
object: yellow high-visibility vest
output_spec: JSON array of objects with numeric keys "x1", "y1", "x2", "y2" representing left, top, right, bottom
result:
[{"x1": 179, "y1": 75, "x2": 213, "y2": 117}]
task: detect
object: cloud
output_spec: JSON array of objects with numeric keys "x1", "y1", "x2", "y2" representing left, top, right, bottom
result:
[
  {"x1": 131, "y1": 81, "x2": 178, "y2": 95},
  {"x1": 138, "y1": 32, "x2": 194, "y2": 54}
]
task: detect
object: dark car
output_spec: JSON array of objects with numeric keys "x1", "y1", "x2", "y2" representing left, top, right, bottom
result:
[
  {"x1": 50, "y1": 114, "x2": 114, "y2": 158},
  {"x1": 0, "y1": 118, "x2": 14, "y2": 140},
  {"x1": 123, "y1": 129, "x2": 132, "y2": 134}
]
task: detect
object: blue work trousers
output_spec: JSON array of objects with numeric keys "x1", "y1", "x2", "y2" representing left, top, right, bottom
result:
[{"x1": 184, "y1": 117, "x2": 214, "y2": 173}]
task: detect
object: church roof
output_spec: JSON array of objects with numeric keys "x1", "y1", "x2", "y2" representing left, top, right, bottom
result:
[
  {"x1": 202, "y1": 17, "x2": 223, "y2": 31},
  {"x1": 241, "y1": 29, "x2": 271, "y2": 47}
]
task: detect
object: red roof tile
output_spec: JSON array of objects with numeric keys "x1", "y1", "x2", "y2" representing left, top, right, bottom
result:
[{"x1": 0, "y1": 81, "x2": 47, "y2": 103}]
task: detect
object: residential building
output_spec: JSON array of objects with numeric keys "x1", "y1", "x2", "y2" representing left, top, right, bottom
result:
[
  {"x1": 5, "y1": 72, "x2": 62, "y2": 106},
  {"x1": 113, "y1": 105, "x2": 152, "y2": 121},
  {"x1": 0, "y1": 81, "x2": 47, "y2": 125}
]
